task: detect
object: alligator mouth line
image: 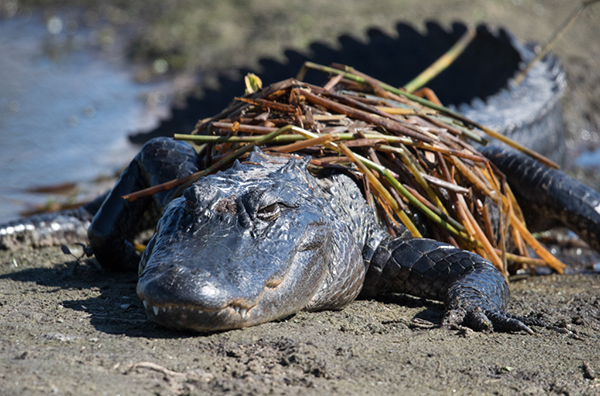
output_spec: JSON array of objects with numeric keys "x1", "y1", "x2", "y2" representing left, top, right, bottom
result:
[{"x1": 141, "y1": 299, "x2": 253, "y2": 319}]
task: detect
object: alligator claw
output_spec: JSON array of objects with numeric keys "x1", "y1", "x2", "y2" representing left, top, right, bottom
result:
[
  {"x1": 485, "y1": 310, "x2": 535, "y2": 334},
  {"x1": 443, "y1": 307, "x2": 545, "y2": 334},
  {"x1": 443, "y1": 307, "x2": 492, "y2": 333}
]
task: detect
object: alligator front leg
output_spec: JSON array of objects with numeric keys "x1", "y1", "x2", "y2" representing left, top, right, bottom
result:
[
  {"x1": 362, "y1": 237, "x2": 542, "y2": 333},
  {"x1": 88, "y1": 138, "x2": 199, "y2": 271}
]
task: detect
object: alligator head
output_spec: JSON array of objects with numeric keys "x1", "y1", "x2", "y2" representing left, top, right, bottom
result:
[{"x1": 136, "y1": 150, "x2": 337, "y2": 331}]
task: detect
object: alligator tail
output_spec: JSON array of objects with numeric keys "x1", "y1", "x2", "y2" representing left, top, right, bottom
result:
[
  {"x1": 482, "y1": 145, "x2": 600, "y2": 252},
  {"x1": 0, "y1": 195, "x2": 103, "y2": 250}
]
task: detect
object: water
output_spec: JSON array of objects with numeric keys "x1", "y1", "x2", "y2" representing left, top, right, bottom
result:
[
  {"x1": 575, "y1": 147, "x2": 600, "y2": 168},
  {"x1": 0, "y1": 14, "x2": 172, "y2": 222}
]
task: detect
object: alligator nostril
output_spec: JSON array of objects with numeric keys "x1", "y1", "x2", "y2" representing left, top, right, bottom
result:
[{"x1": 265, "y1": 277, "x2": 284, "y2": 289}]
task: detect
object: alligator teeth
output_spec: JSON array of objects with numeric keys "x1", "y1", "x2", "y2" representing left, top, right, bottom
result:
[
  {"x1": 240, "y1": 309, "x2": 247, "y2": 318},
  {"x1": 233, "y1": 306, "x2": 240, "y2": 314},
  {"x1": 197, "y1": 309, "x2": 203, "y2": 314},
  {"x1": 153, "y1": 306, "x2": 159, "y2": 316},
  {"x1": 143, "y1": 300, "x2": 148, "y2": 309},
  {"x1": 161, "y1": 307, "x2": 167, "y2": 313}
]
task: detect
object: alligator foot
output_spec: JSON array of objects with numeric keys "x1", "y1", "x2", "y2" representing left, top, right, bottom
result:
[
  {"x1": 363, "y1": 237, "x2": 548, "y2": 334},
  {"x1": 443, "y1": 307, "x2": 546, "y2": 334}
]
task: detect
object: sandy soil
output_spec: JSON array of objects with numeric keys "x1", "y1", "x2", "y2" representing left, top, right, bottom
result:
[
  {"x1": 1, "y1": 1, "x2": 600, "y2": 395},
  {"x1": 1, "y1": 247, "x2": 599, "y2": 395}
]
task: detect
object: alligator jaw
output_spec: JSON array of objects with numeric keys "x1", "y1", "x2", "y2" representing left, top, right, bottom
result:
[
  {"x1": 139, "y1": 299, "x2": 259, "y2": 331},
  {"x1": 136, "y1": 223, "x2": 332, "y2": 332},
  {"x1": 137, "y1": 273, "x2": 309, "y2": 331}
]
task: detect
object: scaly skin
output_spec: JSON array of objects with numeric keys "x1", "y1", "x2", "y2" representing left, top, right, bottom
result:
[
  {"x1": 481, "y1": 146, "x2": 600, "y2": 252},
  {"x1": 93, "y1": 139, "x2": 540, "y2": 333}
]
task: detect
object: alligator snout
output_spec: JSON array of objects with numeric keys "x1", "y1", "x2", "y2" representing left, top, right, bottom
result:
[{"x1": 137, "y1": 262, "x2": 263, "y2": 330}]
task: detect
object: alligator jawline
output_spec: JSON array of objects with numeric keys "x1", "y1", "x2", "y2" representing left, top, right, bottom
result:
[{"x1": 141, "y1": 299, "x2": 257, "y2": 330}]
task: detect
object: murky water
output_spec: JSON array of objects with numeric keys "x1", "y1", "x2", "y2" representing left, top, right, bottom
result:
[
  {"x1": 0, "y1": 14, "x2": 172, "y2": 222},
  {"x1": 575, "y1": 147, "x2": 600, "y2": 168}
]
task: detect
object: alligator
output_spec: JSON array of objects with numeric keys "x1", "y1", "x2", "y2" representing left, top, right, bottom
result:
[
  {"x1": 1, "y1": 24, "x2": 596, "y2": 333},
  {"x1": 92, "y1": 138, "x2": 600, "y2": 333},
  {"x1": 3, "y1": 135, "x2": 600, "y2": 335}
]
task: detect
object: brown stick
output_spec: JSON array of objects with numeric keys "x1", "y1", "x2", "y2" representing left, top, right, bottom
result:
[
  {"x1": 309, "y1": 156, "x2": 350, "y2": 166},
  {"x1": 375, "y1": 106, "x2": 435, "y2": 116},
  {"x1": 302, "y1": 90, "x2": 435, "y2": 144},
  {"x1": 343, "y1": 138, "x2": 387, "y2": 148},
  {"x1": 235, "y1": 97, "x2": 298, "y2": 113},
  {"x1": 337, "y1": 143, "x2": 422, "y2": 237},
  {"x1": 411, "y1": 88, "x2": 442, "y2": 105},
  {"x1": 123, "y1": 125, "x2": 293, "y2": 201},
  {"x1": 496, "y1": 250, "x2": 546, "y2": 267},
  {"x1": 269, "y1": 134, "x2": 335, "y2": 153},
  {"x1": 211, "y1": 122, "x2": 279, "y2": 134},
  {"x1": 194, "y1": 78, "x2": 299, "y2": 133},
  {"x1": 338, "y1": 65, "x2": 559, "y2": 168},
  {"x1": 457, "y1": 194, "x2": 505, "y2": 274},
  {"x1": 413, "y1": 143, "x2": 488, "y2": 163}
]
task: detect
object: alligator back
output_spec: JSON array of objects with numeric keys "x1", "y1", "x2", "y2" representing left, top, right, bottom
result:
[
  {"x1": 1, "y1": 22, "x2": 567, "y2": 250},
  {"x1": 132, "y1": 22, "x2": 566, "y2": 164}
]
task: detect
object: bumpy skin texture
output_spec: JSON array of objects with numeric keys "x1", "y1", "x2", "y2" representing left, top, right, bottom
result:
[
  {"x1": 361, "y1": 236, "x2": 534, "y2": 333},
  {"x1": 0, "y1": 203, "x2": 99, "y2": 250},
  {"x1": 3, "y1": 137, "x2": 599, "y2": 333},
  {"x1": 482, "y1": 146, "x2": 600, "y2": 252},
  {"x1": 134, "y1": 149, "x2": 379, "y2": 330},
  {"x1": 88, "y1": 139, "x2": 199, "y2": 271},
  {"x1": 458, "y1": 35, "x2": 566, "y2": 165},
  {"x1": 90, "y1": 139, "x2": 537, "y2": 333},
  {"x1": 133, "y1": 23, "x2": 562, "y2": 153}
]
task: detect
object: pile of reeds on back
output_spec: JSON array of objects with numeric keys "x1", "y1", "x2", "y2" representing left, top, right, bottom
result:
[{"x1": 133, "y1": 64, "x2": 565, "y2": 277}]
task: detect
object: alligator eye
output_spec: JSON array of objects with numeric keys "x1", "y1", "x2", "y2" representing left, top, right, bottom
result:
[{"x1": 257, "y1": 203, "x2": 280, "y2": 221}]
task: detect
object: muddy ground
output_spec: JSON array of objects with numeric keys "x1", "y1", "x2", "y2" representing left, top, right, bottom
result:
[{"x1": 1, "y1": 1, "x2": 600, "y2": 395}]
